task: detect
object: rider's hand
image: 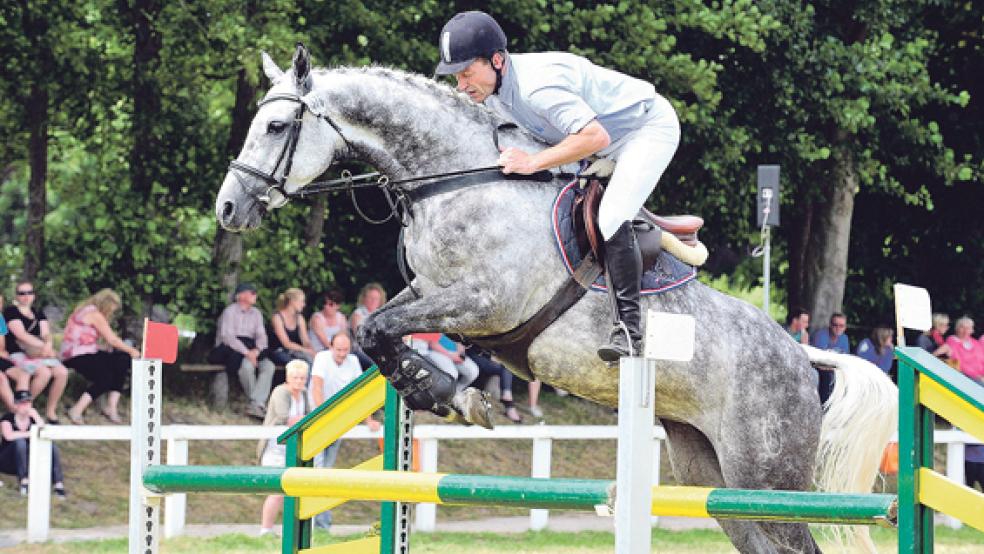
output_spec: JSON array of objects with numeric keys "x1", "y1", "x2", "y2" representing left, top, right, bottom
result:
[{"x1": 498, "y1": 147, "x2": 540, "y2": 175}]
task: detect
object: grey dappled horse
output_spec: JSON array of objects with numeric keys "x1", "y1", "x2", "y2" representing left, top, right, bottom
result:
[{"x1": 216, "y1": 46, "x2": 897, "y2": 553}]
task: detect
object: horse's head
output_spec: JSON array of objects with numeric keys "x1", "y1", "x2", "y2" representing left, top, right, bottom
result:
[{"x1": 216, "y1": 44, "x2": 345, "y2": 231}]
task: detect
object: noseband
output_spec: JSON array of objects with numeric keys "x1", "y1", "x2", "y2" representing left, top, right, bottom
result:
[{"x1": 228, "y1": 93, "x2": 349, "y2": 208}]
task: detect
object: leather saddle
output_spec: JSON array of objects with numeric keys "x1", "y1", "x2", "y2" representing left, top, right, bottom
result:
[{"x1": 573, "y1": 177, "x2": 704, "y2": 270}]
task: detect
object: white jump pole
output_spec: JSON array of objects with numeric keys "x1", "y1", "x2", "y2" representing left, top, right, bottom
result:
[
  {"x1": 129, "y1": 359, "x2": 162, "y2": 554},
  {"x1": 615, "y1": 355, "x2": 656, "y2": 553},
  {"x1": 613, "y1": 310, "x2": 695, "y2": 553}
]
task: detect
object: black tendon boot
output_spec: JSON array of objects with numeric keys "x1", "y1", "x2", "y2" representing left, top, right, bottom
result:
[{"x1": 597, "y1": 221, "x2": 643, "y2": 362}]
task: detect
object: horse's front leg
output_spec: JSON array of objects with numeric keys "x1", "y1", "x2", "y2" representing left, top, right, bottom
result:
[{"x1": 358, "y1": 285, "x2": 495, "y2": 428}]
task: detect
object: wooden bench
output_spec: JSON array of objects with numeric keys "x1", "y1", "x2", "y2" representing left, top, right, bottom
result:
[
  {"x1": 179, "y1": 363, "x2": 229, "y2": 407},
  {"x1": 179, "y1": 362, "x2": 287, "y2": 409}
]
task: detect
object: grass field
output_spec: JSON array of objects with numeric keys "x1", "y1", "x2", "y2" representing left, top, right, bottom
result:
[{"x1": 3, "y1": 526, "x2": 984, "y2": 553}]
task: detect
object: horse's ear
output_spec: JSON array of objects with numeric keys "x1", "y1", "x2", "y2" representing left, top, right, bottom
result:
[
  {"x1": 292, "y1": 42, "x2": 312, "y2": 94},
  {"x1": 261, "y1": 51, "x2": 284, "y2": 82}
]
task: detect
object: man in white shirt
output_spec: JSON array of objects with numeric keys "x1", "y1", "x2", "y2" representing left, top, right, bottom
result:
[
  {"x1": 435, "y1": 11, "x2": 680, "y2": 361},
  {"x1": 308, "y1": 332, "x2": 380, "y2": 529}
]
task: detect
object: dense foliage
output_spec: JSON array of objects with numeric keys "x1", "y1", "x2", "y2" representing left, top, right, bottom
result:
[{"x1": 0, "y1": 1, "x2": 979, "y2": 343}]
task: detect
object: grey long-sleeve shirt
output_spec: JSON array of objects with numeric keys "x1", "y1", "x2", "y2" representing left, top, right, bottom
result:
[{"x1": 215, "y1": 303, "x2": 268, "y2": 355}]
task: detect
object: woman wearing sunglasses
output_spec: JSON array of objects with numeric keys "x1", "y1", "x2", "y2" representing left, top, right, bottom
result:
[{"x1": 3, "y1": 281, "x2": 68, "y2": 424}]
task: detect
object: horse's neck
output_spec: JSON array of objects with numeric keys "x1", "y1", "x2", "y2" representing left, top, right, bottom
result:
[{"x1": 321, "y1": 70, "x2": 540, "y2": 177}]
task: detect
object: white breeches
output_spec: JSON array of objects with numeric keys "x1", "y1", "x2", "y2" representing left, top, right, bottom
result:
[{"x1": 598, "y1": 95, "x2": 680, "y2": 240}]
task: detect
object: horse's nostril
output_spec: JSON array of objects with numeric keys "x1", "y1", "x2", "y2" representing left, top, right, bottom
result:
[{"x1": 221, "y1": 201, "x2": 235, "y2": 223}]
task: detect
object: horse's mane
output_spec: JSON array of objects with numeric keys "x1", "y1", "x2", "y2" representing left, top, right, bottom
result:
[{"x1": 307, "y1": 65, "x2": 499, "y2": 128}]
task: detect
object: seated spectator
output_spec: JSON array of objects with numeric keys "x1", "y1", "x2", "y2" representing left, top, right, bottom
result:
[
  {"x1": 967, "y1": 444, "x2": 984, "y2": 492},
  {"x1": 0, "y1": 369, "x2": 12, "y2": 413},
  {"x1": 267, "y1": 288, "x2": 315, "y2": 366},
  {"x1": 856, "y1": 326, "x2": 895, "y2": 374},
  {"x1": 258, "y1": 360, "x2": 311, "y2": 536},
  {"x1": 811, "y1": 312, "x2": 850, "y2": 353},
  {"x1": 209, "y1": 283, "x2": 276, "y2": 419},
  {"x1": 411, "y1": 333, "x2": 491, "y2": 427},
  {"x1": 916, "y1": 313, "x2": 952, "y2": 359},
  {"x1": 410, "y1": 333, "x2": 479, "y2": 392},
  {"x1": 349, "y1": 283, "x2": 386, "y2": 369},
  {"x1": 308, "y1": 288, "x2": 348, "y2": 353},
  {"x1": 349, "y1": 283, "x2": 386, "y2": 333},
  {"x1": 946, "y1": 317, "x2": 984, "y2": 384},
  {"x1": 785, "y1": 308, "x2": 810, "y2": 345},
  {"x1": 811, "y1": 313, "x2": 849, "y2": 404},
  {"x1": 0, "y1": 390, "x2": 65, "y2": 497},
  {"x1": 4, "y1": 280, "x2": 69, "y2": 423},
  {"x1": 62, "y1": 289, "x2": 140, "y2": 424},
  {"x1": 308, "y1": 332, "x2": 380, "y2": 529},
  {"x1": 466, "y1": 346, "x2": 522, "y2": 423},
  {"x1": 1, "y1": 295, "x2": 18, "y2": 412}
]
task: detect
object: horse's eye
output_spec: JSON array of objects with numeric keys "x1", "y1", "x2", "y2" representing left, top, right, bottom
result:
[{"x1": 267, "y1": 121, "x2": 288, "y2": 134}]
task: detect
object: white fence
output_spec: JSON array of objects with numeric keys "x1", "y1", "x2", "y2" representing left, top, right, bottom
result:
[
  {"x1": 25, "y1": 424, "x2": 978, "y2": 542},
  {"x1": 27, "y1": 423, "x2": 664, "y2": 543}
]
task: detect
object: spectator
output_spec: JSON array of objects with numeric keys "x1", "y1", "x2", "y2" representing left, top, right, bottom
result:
[
  {"x1": 349, "y1": 283, "x2": 386, "y2": 369},
  {"x1": 308, "y1": 288, "x2": 348, "y2": 353},
  {"x1": 3, "y1": 280, "x2": 69, "y2": 423},
  {"x1": 967, "y1": 444, "x2": 984, "y2": 492},
  {"x1": 209, "y1": 283, "x2": 276, "y2": 419},
  {"x1": 856, "y1": 326, "x2": 895, "y2": 374},
  {"x1": 1, "y1": 294, "x2": 19, "y2": 411},
  {"x1": 524, "y1": 379, "x2": 542, "y2": 419},
  {"x1": 308, "y1": 332, "x2": 380, "y2": 529},
  {"x1": 267, "y1": 288, "x2": 315, "y2": 366},
  {"x1": 946, "y1": 317, "x2": 984, "y2": 384},
  {"x1": 917, "y1": 313, "x2": 952, "y2": 359},
  {"x1": 258, "y1": 359, "x2": 311, "y2": 536},
  {"x1": 350, "y1": 283, "x2": 386, "y2": 333},
  {"x1": 0, "y1": 371, "x2": 12, "y2": 414},
  {"x1": 62, "y1": 289, "x2": 140, "y2": 425},
  {"x1": 0, "y1": 390, "x2": 65, "y2": 498},
  {"x1": 786, "y1": 308, "x2": 810, "y2": 345},
  {"x1": 410, "y1": 333, "x2": 480, "y2": 393},
  {"x1": 811, "y1": 313, "x2": 849, "y2": 405},
  {"x1": 466, "y1": 347, "x2": 522, "y2": 423},
  {"x1": 811, "y1": 313, "x2": 850, "y2": 353}
]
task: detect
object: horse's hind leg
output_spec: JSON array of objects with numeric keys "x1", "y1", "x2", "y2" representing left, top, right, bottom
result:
[
  {"x1": 713, "y1": 392, "x2": 823, "y2": 554},
  {"x1": 662, "y1": 419, "x2": 814, "y2": 554}
]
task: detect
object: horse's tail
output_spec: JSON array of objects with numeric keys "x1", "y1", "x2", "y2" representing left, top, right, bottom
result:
[{"x1": 802, "y1": 345, "x2": 898, "y2": 552}]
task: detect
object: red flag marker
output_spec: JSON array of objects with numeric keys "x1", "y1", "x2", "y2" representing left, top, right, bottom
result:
[{"x1": 142, "y1": 319, "x2": 178, "y2": 363}]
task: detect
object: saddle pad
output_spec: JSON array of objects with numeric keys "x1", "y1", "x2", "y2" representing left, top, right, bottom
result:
[{"x1": 552, "y1": 181, "x2": 697, "y2": 295}]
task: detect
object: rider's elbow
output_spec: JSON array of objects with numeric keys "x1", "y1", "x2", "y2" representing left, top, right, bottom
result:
[{"x1": 586, "y1": 121, "x2": 611, "y2": 151}]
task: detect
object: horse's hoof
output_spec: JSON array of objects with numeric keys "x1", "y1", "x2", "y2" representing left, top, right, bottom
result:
[{"x1": 453, "y1": 388, "x2": 495, "y2": 430}]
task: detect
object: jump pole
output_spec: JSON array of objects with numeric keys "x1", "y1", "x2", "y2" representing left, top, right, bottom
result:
[{"x1": 614, "y1": 310, "x2": 696, "y2": 553}]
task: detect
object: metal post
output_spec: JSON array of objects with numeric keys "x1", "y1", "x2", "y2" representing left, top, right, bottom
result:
[
  {"x1": 762, "y1": 226, "x2": 771, "y2": 314},
  {"x1": 129, "y1": 359, "x2": 162, "y2": 554},
  {"x1": 615, "y1": 356, "x2": 655, "y2": 554}
]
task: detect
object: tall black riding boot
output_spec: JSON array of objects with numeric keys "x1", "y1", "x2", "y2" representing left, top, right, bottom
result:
[{"x1": 597, "y1": 221, "x2": 643, "y2": 362}]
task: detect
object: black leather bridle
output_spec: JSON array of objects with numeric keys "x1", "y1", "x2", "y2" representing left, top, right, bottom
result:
[{"x1": 227, "y1": 93, "x2": 349, "y2": 208}]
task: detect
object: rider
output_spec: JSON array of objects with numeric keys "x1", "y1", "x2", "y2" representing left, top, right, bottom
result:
[{"x1": 435, "y1": 11, "x2": 681, "y2": 361}]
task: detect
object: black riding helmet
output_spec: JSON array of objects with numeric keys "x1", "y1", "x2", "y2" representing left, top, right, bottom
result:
[{"x1": 434, "y1": 11, "x2": 507, "y2": 76}]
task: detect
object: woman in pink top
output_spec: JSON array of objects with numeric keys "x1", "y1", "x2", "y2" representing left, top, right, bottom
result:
[
  {"x1": 945, "y1": 317, "x2": 984, "y2": 384},
  {"x1": 62, "y1": 289, "x2": 140, "y2": 424}
]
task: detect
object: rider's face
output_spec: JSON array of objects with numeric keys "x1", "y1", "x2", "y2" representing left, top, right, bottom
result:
[{"x1": 453, "y1": 56, "x2": 500, "y2": 103}]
